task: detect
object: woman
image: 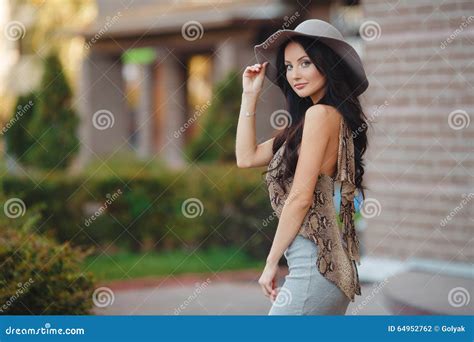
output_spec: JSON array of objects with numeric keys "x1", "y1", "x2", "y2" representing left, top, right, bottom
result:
[{"x1": 235, "y1": 19, "x2": 370, "y2": 315}]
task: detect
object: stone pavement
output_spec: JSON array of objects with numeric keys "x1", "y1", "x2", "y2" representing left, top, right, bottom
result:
[
  {"x1": 91, "y1": 250, "x2": 474, "y2": 316},
  {"x1": 93, "y1": 265, "x2": 473, "y2": 315},
  {"x1": 93, "y1": 269, "x2": 391, "y2": 315}
]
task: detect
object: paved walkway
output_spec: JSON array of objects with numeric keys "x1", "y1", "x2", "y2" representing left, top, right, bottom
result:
[{"x1": 93, "y1": 269, "x2": 389, "y2": 315}]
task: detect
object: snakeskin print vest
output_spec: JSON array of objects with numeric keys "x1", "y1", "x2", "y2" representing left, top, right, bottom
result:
[{"x1": 265, "y1": 116, "x2": 362, "y2": 302}]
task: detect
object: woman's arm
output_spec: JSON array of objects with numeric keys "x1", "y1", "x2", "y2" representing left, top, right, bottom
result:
[
  {"x1": 235, "y1": 92, "x2": 258, "y2": 167},
  {"x1": 258, "y1": 104, "x2": 333, "y2": 298},
  {"x1": 235, "y1": 92, "x2": 275, "y2": 168},
  {"x1": 235, "y1": 62, "x2": 273, "y2": 168}
]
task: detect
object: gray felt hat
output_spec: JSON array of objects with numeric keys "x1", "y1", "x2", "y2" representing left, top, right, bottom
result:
[{"x1": 254, "y1": 19, "x2": 369, "y2": 96}]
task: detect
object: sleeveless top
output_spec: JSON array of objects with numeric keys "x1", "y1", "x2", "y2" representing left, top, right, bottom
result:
[{"x1": 264, "y1": 116, "x2": 362, "y2": 302}]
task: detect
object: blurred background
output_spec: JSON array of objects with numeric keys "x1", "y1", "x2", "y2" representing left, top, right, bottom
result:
[{"x1": 0, "y1": 0, "x2": 472, "y2": 316}]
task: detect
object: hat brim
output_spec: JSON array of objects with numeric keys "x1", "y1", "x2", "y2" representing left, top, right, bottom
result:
[{"x1": 254, "y1": 30, "x2": 369, "y2": 96}]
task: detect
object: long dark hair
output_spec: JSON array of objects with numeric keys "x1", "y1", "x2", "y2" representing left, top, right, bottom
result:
[{"x1": 262, "y1": 35, "x2": 369, "y2": 200}]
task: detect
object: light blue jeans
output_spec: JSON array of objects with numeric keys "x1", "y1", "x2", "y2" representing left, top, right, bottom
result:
[{"x1": 268, "y1": 235, "x2": 350, "y2": 315}]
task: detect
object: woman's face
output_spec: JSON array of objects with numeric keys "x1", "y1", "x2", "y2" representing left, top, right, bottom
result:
[{"x1": 284, "y1": 41, "x2": 326, "y2": 102}]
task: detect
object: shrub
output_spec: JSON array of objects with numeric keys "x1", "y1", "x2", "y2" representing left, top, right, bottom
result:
[
  {"x1": 24, "y1": 53, "x2": 79, "y2": 170},
  {"x1": 3, "y1": 92, "x2": 37, "y2": 164},
  {"x1": 185, "y1": 70, "x2": 241, "y2": 163},
  {"x1": 0, "y1": 197, "x2": 96, "y2": 314},
  {"x1": 1, "y1": 163, "x2": 274, "y2": 259}
]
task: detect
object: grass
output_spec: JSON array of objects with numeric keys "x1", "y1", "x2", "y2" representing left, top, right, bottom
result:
[{"x1": 83, "y1": 246, "x2": 265, "y2": 281}]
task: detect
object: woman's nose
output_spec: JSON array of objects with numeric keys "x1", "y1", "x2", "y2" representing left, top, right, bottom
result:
[{"x1": 291, "y1": 68, "x2": 301, "y2": 80}]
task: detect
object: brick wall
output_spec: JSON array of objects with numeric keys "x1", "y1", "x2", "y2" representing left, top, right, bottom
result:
[{"x1": 360, "y1": 0, "x2": 473, "y2": 262}]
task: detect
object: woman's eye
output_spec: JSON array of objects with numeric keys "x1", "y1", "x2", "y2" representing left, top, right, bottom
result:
[{"x1": 286, "y1": 61, "x2": 310, "y2": 71}]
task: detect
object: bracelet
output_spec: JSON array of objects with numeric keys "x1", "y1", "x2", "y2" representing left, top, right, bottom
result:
[{"x1": 245, "y1": 111, "x2": 255, "y2": 117}]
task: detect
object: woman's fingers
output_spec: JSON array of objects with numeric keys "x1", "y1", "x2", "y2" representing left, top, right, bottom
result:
[
  {"x1": 259, "y1": 280, "x2": 269, "y2": 296},
  {"x1": 259, "y1": 278, "x2": 273, "y2": 297},
  {"x1": 246, "y1": 62, "x2": 267, "y2": 73},
  {"x1": 258, "y1": 263, "x2": 278, "y2": 300},
  {"x1": 271, "y1": 278, "x2": 277, "y2": 300},
  {"x1": 264, "y1": 282, "x2": 273, "y2": 298}
]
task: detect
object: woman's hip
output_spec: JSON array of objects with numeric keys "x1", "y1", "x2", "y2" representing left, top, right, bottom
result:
[
  {"x1": 269, "y1": 234, "x2": 350, "y2": 315},
  {"x1": 284, "y1": 234, "x2": 319, "y2": 272}
]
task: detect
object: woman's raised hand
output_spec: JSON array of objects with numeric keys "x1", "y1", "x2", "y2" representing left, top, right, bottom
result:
[{"x1": 242, "y1": 61, "x2": 268, "y2": 95}]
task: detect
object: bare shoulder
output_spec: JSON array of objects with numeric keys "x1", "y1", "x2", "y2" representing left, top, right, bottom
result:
[
  {"x1": 305, "y1": 103, "x2": 328, "y2": 116},
  {"x1": 304, "y1": 104, "x2": 341, "y2": 129}
]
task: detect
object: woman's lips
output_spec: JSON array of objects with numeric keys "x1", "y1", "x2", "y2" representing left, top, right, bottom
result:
[{"x1": 294, "y1": 83, "x2": 308, "y2": 89}]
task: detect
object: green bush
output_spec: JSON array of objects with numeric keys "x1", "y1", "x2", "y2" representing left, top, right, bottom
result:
[
  {"x1": 24, "y1": 52, "x2": 79, "y2": 170},
  {"x1": 3, "y1": 92, "x2": 37, "y2": 163},
  {"x1": 0, "y1": 198, "x2": 96, "y2": 315},
  {"x1": 1, "y1": 163, "x2": 275, "y2": 259},
  {"x1": 185, "y1": 71, "x2": 241, "y2": 163}
]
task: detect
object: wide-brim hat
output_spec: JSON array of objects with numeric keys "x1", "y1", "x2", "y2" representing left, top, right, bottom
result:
[{"x1": 254, "y1": 19, "x2": 369, "y2": 96}]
